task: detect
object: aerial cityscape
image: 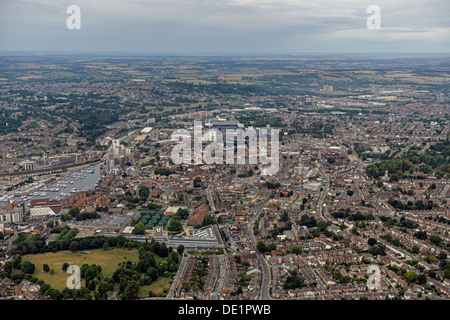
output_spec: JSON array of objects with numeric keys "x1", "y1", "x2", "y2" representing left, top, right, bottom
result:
[{"x1": 0, "y1": 0, "x2": 449, "y2": 306}]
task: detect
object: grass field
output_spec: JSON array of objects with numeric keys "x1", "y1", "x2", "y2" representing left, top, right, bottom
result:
[
  {"x1": 138, "y1": 277, "x2": 173, "y2": 298},
  {"x1": 123, "y1": 128, "x2": 143, "y2": 144},
  {"x1": 17, "y1": 75, "x2": 44, "y2": 80},
  {"x1": 24, "y1": 248, "x2": 140, "y2": 291},
  {"x1": 23, "y1": 248, "x2": 174, "y2": 297}
]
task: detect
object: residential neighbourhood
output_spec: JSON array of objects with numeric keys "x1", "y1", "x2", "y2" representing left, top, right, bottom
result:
[{"x1": 0, "y1": 55, "x2": 449, "y2": 302}]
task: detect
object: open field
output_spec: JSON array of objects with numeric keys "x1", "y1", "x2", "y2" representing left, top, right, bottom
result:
[
  {"x1": 23, "y1": 248, "x2": 172, "y2": 297},
  {"x1": 17, "y1": 75, "x2": 45, "y2": 80},
  {"x1": 138, "y1": 277, "x2": 173, "y2": 297},
  {"x1": 123, "y1": 128, "x2": 143, "y2": 144},
  {"x1": 24, "y1": 248, "x2": 140, "y2": 291}
]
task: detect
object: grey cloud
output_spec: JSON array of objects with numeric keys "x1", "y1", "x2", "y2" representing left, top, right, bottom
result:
[{"x1": 0, "y1": 0, "x2": 448, "y2": 53}]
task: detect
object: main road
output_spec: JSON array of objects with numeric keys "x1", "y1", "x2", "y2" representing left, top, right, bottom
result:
[
  {"x1": 248, "y1": 192, "x2": 273, "y2": 300},
  {"x1": 206, "y1": 187, "x2": 217, "y2": 212},
  {"x1": 316, "y1": 165, "x2": 330, "y2": 221}
]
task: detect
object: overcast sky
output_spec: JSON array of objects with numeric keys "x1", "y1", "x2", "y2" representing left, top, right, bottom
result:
[{"x1": 0, "y1": 0, "x2": 449, "y2": 54}]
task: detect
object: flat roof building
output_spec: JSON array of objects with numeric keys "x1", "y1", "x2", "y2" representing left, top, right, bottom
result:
[
  {"x1": 30, "y1": 207, "x2": 56, "y2": 220},
  {"x1": 30, "y1": 199, "x2": 62, "y2": 215},
  {"x1": 168, "y1": 225, "x2": 224, "y2": 250}
]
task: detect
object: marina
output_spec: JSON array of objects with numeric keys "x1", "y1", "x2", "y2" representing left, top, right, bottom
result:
[{"x1": 0, "y1": 164, "x2": 101, "y2": 206}]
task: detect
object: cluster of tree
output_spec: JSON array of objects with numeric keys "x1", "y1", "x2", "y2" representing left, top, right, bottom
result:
[
  {"x1": 173, "y1": 208, "x2": 189, "y2": 220},
  {"x1": 154, "y1": 168, "x2": 175, "y2": 176},
  {"x1": 193, "y1": 177, "x2": 202, "y2": 188},
  {"x1": 429, "y1": 234, "x2": 443, "y2": 246},
  {"x1": 112, "y1": 241, "x2": 180, "y2": 299},
  {"x1": 367, "y1": 238, "x2": 377, "y2": 247},
  {"x1": 234, "y1": 275, "x2": 251, "y2": 296},
  {"x1": 61, "y1": 207, "x2": 100, "y2": 221},
  {"x1": 414, "y1": 230, "x2": 428, "y2": 240},
  {"x1": 298, "y1": 214, "x2": 317, "y2": 228},
  {"x1": 123, "y1": 190, "x2": 140, "y2": 205},
  {"x1": 331, "y1": 269, "x2": 352, "y2": 285},
  {"x1": 362, "y1": 152, "x2": 392, "y2": 161},
  {"x1": 95, "y1": 205, "x2": 109, "y2": 213},
  {"x1": 0, "y1": 110, "x2": 25, "y2": 135},
  {"x1": 0, "y1": 255, "x2": 36, "y2": 281},
  {"x1": 132, "y1": 222, "x2": 146, "y2": 235},
  {"x1": 291, "y1": 246, "x2": 302, "y2": 255},
  {"x1": 189, "y1": 256, "x2": 209, "y2": 292},
  {"x1": 147, "y1": 202, "x2": 162, "y2": 210},
  {"x1": 256, "y1": 241, "x2": 276, "y2": 254},
  {"x1": 387, "y1": 265, "x2": 428, "y2": 288},
  {"x1": 305, "y1": 221, "x2": 343, "y2": 242},
  {"x1": 366, "y1": 140, "x2": 450, "y2": 180},
  {"x1": 11, "y1": 230, "x2": 138, "y2": 256},
  {"x1": 292, "y1": 121, "x2": 334, "y2": 138},
  {"x1": 381, "y1": 234, "x2": 405, "y2": 249},
  {"x1": 112, "y1": 268, "x2": 144, "y2": 300},
  {"x1": 55, "y1": 227, "x2": 79, "y2": 242},
  {"x1": 265, "y1": 181, "x2": 281, "y2": 189},
  {"x1": 388, "y1": 198, "x2": 437, "y2": 211},
  {"x1": 397, "y1": 217, "x2": 417, "y2": 229},
  {"x1": 283, "y1": 270, "x2": 307, "y2": 290},
  {"x1": 267, "y1": 221, "x2": 292, "y2": 240},
  {"x1": 280, "y1": 211, "x2": 289, "y2": 222},
  {"x1": 378, "y1": 216, "x2": 417, "y2": 233},
  {"x1": 172, "y1": 81, "x2": 278, "y2": 97},
  {"x1": 299, "y1": 197, "x2": 308, "y2": 211},
  {"x1": 126, "y1": 203, "x2": 137, "y2": 209},
  {"x1": 167, "y1": 208, "x2": 191, "y2": 233},
  {"x1": 138, "y1": 186, "x2": 150, "y2": 202},
  {"x1": 204, "y1": 214, "x2": 216, "y2": 226},
  {"x1": 167, "y1": 217, "x2": 183, "y2": 234},
  {"x1": 40, "y1": 262, "x2": 114, "y2": 300},
  {"x1": 237, "y1": 112, "x2": 286, "y2": 128},
  {"x1": 141, "y1": 159, "x2": 155, "y2": 167},
  {"x1": 80, "y1": 264, "x2": 103, "y2": 291},
  {"x1": 389, "y1": 186, "x2": 420, "y2": 196},
  {"x1": 366, "y1": 159, "x2": 413, "y2": 180},
  {"x1": 404, "y1": 270, "x2": 427, "y2": 285},
  {"x1": 331, "y1": 209, "x2": 375, "y2": 222},
  {"x1": 238, "y1": 169, "x2": 254, "y2": 178},
  {"x1": 378, "y1": 215, "x2": 399, "y2": 228},
  {"x1": 440, "y1": 260, "x2": 450, "y2": 280},
  {"x1": 369, "y1": 243, "x2": 387, "y2": 256},
  {"x1": 59, "y1": 101, "x2": 122, "y2": 146},
  {"x1": 279, "y1": 191, "x2": 294, "y2": 198},
  {"x1": 426, "y1": 215, "x2": 450, "y2": 225}
]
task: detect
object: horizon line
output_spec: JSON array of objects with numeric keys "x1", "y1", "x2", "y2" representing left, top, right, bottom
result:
[{"x1": 0, "y1": 51, "x2": 449, "y2": 59}]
